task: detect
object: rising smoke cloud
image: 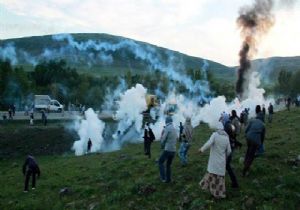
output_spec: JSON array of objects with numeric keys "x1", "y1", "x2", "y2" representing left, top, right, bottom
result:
[
  {"x1": 113, "y1": 84, "x2": 147, "y2": 139},
  {"x1": 72, "y1": 108, "x2": 105, "y2": 155},
  {"x1": 236, "y1": 0, "x2": 275, "y2": 99}
]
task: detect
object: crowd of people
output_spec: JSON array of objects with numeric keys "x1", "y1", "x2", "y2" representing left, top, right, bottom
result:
[
  {"x1": 143, "y1": 103, "x2": 273, "y2": 199},
  {"x1": 198, "y1": 104, "x2": 269, "y2": 198},
  {"x1": 20, "y1": 100, "x2": 294, "y2": 200}
]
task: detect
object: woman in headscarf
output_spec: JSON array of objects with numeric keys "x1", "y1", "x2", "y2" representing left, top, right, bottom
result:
[{"x1": 198, "y1": 122, "x2": 231, "y2": 199}]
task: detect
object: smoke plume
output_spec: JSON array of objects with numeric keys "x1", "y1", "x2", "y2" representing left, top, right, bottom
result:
[
  {"x1": 236, "y1": 0, "x2": 275, "y2": 99},
  {"x1": 72, "y1": 108, "x2": 105, "y2": 155},
  {"x1": 113, "y1": 84, "x2": 148, "y2": 141}
]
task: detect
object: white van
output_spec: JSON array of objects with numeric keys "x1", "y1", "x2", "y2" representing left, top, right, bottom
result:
[{"x1": 34, "y1": 95, "x2": 64, "y2": 112}]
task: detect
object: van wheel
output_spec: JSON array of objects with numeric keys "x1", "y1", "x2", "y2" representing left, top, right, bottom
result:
[{"x1": 58, "y1": 108, "x2": 62, "y2": 113}]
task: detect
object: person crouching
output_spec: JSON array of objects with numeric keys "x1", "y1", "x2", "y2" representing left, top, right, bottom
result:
[
  {"x1": 22, "y1": 155, "x2": 41, "y2": 192},
  {"x1": 198, "y1": 122, "x2": 231, "y2": 199}
]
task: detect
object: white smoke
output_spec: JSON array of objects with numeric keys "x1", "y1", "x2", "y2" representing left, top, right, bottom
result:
[
  {"x1": 113, "y1": 84, "x2": 148, "y2": 141},
  {"x1": 0, "y1": 43, "x2": 18, "y2": 64},
  {"x1": 101, "y1": 78, "x2": 127, "y2": 112},
  {"x1": 72, "y1": 108, "x2": 105, "y2": 156},
  {"x1": 52, "y1": 34, "x2": 212, "y2": 97}
]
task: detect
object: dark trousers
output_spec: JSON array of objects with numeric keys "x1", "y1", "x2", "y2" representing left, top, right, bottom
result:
[
  {"x1": 144, "y1": 141, "x2": 152, "y2": 158},
  {"x1": 158, "y1": 151, "x2": 175, "y2": 182},
  {"x1": 24, "y1": 170, "x2": 37, "y2": 191},
  {"x1": 243, "y1": 141, "x2": 259, "y2": 175},
  {"x1": 226, "y1": 154, "x2": 238, "y2": 187}
]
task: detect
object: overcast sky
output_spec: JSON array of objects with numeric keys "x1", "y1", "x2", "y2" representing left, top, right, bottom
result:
[{"x1": 0, "y1": 0, "x2": 299, "y2": 66}]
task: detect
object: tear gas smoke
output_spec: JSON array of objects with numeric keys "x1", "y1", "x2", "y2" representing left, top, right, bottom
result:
[
  {"x1": 0, "y1": 43, "x2": 18, "y2": 65},
  {"x1": 72, "y1": 108, "x2": 105, "y2": 156},
  {"x1": 112, "y1": 84, "x2": 148, "y2": 141},
  {"x1": 52, "y1": 34, "x2": 211, "y2": 96}
]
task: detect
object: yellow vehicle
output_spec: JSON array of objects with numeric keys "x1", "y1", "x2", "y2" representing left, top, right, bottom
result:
[{"x1": 146, "y1": 94, "x2": 159, "y2": 109}]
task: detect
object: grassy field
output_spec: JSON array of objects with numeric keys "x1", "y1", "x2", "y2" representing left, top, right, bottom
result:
[{"x1": 0, "y1": 108, "x2": 299, "y2": 210}]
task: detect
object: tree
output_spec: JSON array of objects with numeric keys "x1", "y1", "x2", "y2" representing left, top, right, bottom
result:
[{"x1": 277, "y1": 70, "x2": 292, "y2": 95}]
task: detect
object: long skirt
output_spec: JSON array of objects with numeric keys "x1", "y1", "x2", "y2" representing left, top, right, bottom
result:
[{"x1": 199, "y1": 172, "x2": 226, "y2": 199}]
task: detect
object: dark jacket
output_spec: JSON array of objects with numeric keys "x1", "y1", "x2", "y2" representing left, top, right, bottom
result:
[
  {"x1": 256, "y1": 112, "x2": 265, "y2": 122},
  {"x1": 245, "y1": 118, "x2": 265, "y2": 145},
  {"x1": 23, "y1": 156, "x2": 40, "y2": 176},
  {"x1": 268, "y1": 105, "x2": 274, "y2": 114},
  {"x1": 148, "y1": 128, "x2": 155, "y2": 142}
]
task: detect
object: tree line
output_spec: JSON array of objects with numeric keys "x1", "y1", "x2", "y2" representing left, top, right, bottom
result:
[{"x1": 0, "y1": 59, "x2": 243, "y2": 110}]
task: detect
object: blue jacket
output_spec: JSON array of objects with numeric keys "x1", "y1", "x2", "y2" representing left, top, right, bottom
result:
[{"x1": 245, "y1": 117, "x2": 265, "y2": 145}]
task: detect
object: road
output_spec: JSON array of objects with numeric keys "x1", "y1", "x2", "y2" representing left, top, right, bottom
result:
[{"x1": 0, "y1": 111, "x2": 114, "y2": 120}]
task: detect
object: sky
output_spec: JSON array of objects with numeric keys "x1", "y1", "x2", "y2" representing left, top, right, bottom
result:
[{"x1": 0, "y1": 0, "x2": 299, "y2": 66}]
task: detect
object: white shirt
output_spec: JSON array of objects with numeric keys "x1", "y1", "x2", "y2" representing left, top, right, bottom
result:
[{"x1": 200, "y1": 130, "x2": 231, "y2": 176}]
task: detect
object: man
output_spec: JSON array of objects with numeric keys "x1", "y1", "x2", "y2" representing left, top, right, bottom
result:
[
  {"x1": 243, "y1": 105, "x2": 265, "y2": 176},
  {"x1": 224, "y1": 111, "x2": 240, "y2": 188},
  {"x1": 41, "y1": 110, "x2": 47, "y2": 126},
  {"x1": 287, "y1": 97, "x2": 291, "y2": 111},
  {"x1": 268, "y1": 103, "x2": 274, "y2": 123},
  {"x1": 23, "y1": 155, "x2": 41, "y2": 192},
  {"x1": 219, "y1": 112, "x2": 230, "y2": 126},
  {"x1": 159, "y1": 116, "x2": 177, "y2": 183},
  {"x1": 183, "y1": 118, "x2": 193, "y2": 143},
  {"x1": 179, "y1": 122, "x2": 184, "y2": 142},
  {"x1": 262, "y1": 104, "x2": 266, "y2": 122},
  {"x1": 12, "y1": 104, "x2": 16, "y2": 116},
  {"x1": 144, "y1": 123, "x2": 155, "y2": 158},
  {"x1": 87, "y1": 138, "x2": 92, "y2": 153},
  {"x1": 8, "y1": 107, "x2": 13, "y2": 120}
]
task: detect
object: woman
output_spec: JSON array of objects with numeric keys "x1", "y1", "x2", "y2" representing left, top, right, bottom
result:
[{"x1": 198, "y1": 123, "x2": 231, "y2": 199}]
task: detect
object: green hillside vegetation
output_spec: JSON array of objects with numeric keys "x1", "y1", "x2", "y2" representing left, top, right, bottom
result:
[
  {"x1": 251, "y1": 56, "x2": 300, "y2": 83},
  {"x1": 0, "y1": 108, "x2": 299, "y2": 209},
  {"x1": 0, "y1": 59, "x2": 237, "y2": 110},
  {"x1": 0, "y1": 34, "x2": 235, "y2": 81}
]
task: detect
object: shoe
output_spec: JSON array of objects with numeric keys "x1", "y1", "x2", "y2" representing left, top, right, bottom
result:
[
  {"x1": 24, "y1": 190, "x2": 28, "y2": 193},
  {"x1": 32, "y1": 187, "x2": 35, "y2": 190}
]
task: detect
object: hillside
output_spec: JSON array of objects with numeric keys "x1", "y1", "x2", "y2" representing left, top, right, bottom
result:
[
  {"x1": 251, "y1": 56, "x2": 300, "y2": 83},
  {"x1": 0, "y1": 108, "x2": 299, "y2": 209},
  {"x1": 1, "y1": 33, "x2": 300, "y2": 85},
  {"x1": 0, "y1": 33, "x2": 234, "y2": 80}
]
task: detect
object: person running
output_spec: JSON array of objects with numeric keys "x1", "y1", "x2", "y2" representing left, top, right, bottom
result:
[
  {"x1": 262, "y1": 104, "x2": 266, "y2": 122},
  {"x1": 224, "y1": 110, "x2": 240, "y2": 188},
  {"x1": 23, "y1": 155, "x2": 41, "y2": 192},
  {"x1": 183, "y1": 118, "x2": 193, "y2": 143},
  {"x1": 199, "y1": 122, "x2": 231, "y2": 199},
  {"x1": 179, "y1": 122, "x2": 184, "y2": 142},
  {"x1": 268, "y1": 103, "x2": 274, "y2": 123},
  {"x1": 178, "y1": 134, "x2": 190, "y2": 166},
  {"x1": 243, "y1": 105, "x2": 265, "y2": 176},
  {"x1": 159, "y1": 116, "x2": 177, "y2": 183},
  {"x1": 144, "y1": 123, "x2": 155, "y2": 158}
]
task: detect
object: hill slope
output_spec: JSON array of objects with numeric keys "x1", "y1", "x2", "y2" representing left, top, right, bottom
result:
[
  {"x1": 1, "y1": 33, "x2": 300, "y2": 83},
  {"x1": 251, "y1": 56, "x2": 300, "y2": 83},
  {"x1": 0, "y1": 33, "x2": 234, "y2": 80},
  {"x1": 0, "y1": 108, "x2": 299, "y2": 209}
]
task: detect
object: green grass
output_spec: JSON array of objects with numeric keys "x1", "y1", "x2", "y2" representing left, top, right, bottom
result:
[{"x1": 0, "y1": 108, "x2": 300, "y2": 209}]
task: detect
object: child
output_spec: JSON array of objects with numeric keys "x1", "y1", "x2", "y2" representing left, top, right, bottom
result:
[{"x1": 178, "y1": 134, "x2": 190, "y2": 166}]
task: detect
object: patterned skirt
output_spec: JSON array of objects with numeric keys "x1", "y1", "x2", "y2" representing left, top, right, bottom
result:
[{"x1": 199, "y1": 172, "x2": 226, "y2": 198}]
